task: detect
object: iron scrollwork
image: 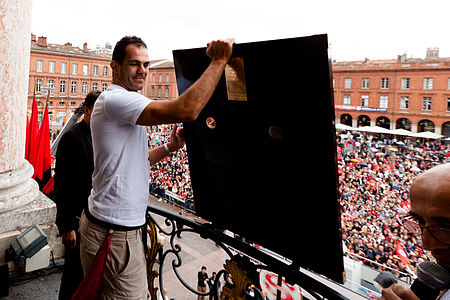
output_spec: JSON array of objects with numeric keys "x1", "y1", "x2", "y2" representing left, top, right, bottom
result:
[{"x1": 145, "y1": 206, "x2": 349, "y2": 300}]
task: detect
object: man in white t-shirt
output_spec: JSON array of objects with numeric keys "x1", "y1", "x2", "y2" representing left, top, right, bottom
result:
[{"x1": 79, "y1": 36, "x2": 234, "y2": 299}]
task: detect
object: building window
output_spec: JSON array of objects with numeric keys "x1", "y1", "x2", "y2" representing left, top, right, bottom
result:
[
  {"x1": 401, "y1": 78, "x2": 410, "y2": 89},
  {"x1": 400, "y1": 96, "x2": 409, "y2": 109},
  {"x1": 60, "y1": 80, "x2": 66, "y2": 93},
  {"x1": 71, "y1": 102, "x2": 76, "y2": 108},
  {"x1": 151, "y1": 86, "x2": 155, "y2": 97},
  {"x1": 103, "y1": 83, "x2": 107, "y2": 91},
  {"x1": 37, "y1": 60, "x2": 43, "y2": 72},
  {"x1": 448, "y1": 78, "x2": 450, "y2": 90},
  {"x1": 93, "y1": 83, "x2": 98, "y2": 91},
  {"x1": 82, "y1": 82, "x2": 88, "y2": 94},
  {"x1": 61, "y1": 62, "x2": 66, "y2": 74},
  {"x1": 36, "y1": 79, "x2": 42, "y2": 92},
  {"x1": 166, "y1": 73, "x2": 170, "y2": 82},
  {"x1": 72, "y1": 64, "x2": 77, "y2": 75},
  {"x1": 83, "y1": 65, "x2": 88, "y2": 75},
  {"x1": 447, "y1": 98, "x2": 450, "y2": 112},
  {"x1": 422, "y1": 97, "x2": 432, "y2": 111},
  {"x1": 344, "y1": 78, "x2": 352, "y2": 89},
  {"x1": 49, "y1": 61, "x2": 55, "y2": 73},
  {"x1": 165, "y1": 87, "x2": 169, "y2": 98},
  {"x1": 152, "y1": 73, "x2": 155, "y2": 82},
  {"x1": 48, "y1": 101, "x2": 53, "y2": 108},
  {"x1": 59, "y1": 101, "x2": 65, "y2": 108},
  {"x1": 362, "y1": 78, "x2": 369, "y2": 89},
  {"x1": 71, "y1": 81, "x2": 77, "y2": 94},
  {"x1": 159, "y1": 74, "x2": 163, "y2": 83},
  {"x1": 158, "y1": 87, "x2": 162, "y2": 97},
  {"x1": 361, "y1": 95, "x2": 369, "y2": 107},
  {"x1": 379, "y1": 95, "x2": 388, "y2": 109},
  {"x1": 381, "y1": 78, "x2": 389, "y2": 89},
  {"x1": 343, "y1": 94, "x2": 351, "y2": 105},
  {"x1": 48, "y1": 80, "x2": 54, "y2": 95},
  {"x1": 103, "y1": 66, "x2": 108, "y2": 76},
  {"x1": 93, "y1": 65, "x2": 98, "y2": 76},
  {"x1": 423, "y1": 78, "x2": 433, "y2": 90}
]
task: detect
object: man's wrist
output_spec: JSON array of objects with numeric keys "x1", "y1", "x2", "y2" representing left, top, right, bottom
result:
[
  {"x1": 210, "y1": 59, "x2": 228, "y2": 69},
  {"x1": 164, "y1": 143, "x2": 175, "y2": 154}
]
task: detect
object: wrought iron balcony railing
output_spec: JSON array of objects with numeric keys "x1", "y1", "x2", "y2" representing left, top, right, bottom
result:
[{"x1": 145, "y1": 206, "x2": 355, "y2": 300}]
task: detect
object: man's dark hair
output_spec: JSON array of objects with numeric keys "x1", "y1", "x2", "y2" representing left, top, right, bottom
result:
[
  {"x1": 83, "y1": 90, "x2": 101, "y2": 109},
  {"x1": 112, "y1": 36, "x2": 147, "y2": 65}
]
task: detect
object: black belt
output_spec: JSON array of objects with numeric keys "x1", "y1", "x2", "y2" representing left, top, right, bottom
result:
[{"x1": 85, "y1": 208, "x2": 144, "y2": 232}]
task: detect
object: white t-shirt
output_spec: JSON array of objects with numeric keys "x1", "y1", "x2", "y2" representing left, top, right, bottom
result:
[{"x1": 88, "y1": 84, "x2": 152, "y2": 226}]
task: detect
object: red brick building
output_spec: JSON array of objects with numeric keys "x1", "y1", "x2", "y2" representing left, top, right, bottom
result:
[
  {"x1": 332, "y1": 48, "x2": 450, "y2": 139},
  {"x1": 147, "y1": 59, "x2": 179, "y2": 101},
  {"x1": 27, "y1": 35, "x2": 178, "y2": 134}
]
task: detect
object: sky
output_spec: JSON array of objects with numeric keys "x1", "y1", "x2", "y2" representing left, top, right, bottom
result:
[{"x1": 31, "y1": 0, "x2": 450, "y2": 62}]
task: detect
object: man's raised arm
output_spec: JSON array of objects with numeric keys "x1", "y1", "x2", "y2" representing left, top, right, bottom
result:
[{"x1": 136, "y1": 39, "x2": 234, "y2": 126}]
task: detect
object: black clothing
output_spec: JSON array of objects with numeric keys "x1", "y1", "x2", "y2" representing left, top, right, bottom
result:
[
  {"x1": 198, "y1": 271, "x2": 208, "y2": 287},
  {"x1": 57, "y1": 233, "x2": 83, "y2": 300},
  {"x1": 54, "y1": 120, "x2": 93, "y2": 300},
  {"x1": 55, "y1": 120, "x2": 93, "y2": 234}
]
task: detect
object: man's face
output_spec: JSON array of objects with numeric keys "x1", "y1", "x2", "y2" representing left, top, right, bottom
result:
[
  {"x1": 112, "y1": 44, "x2": 150, "y2": 91},
  {"x1": 410, "y1": 167, "x2": 450, "y2": 269},
  {"x1": 83, "y1": 105, "x2": 93, "y2": 126}
]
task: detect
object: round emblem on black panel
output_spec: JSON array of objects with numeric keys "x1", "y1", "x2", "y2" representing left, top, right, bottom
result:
[{"x1": 206, "y1": 117, "x2": 216, "y2": 129}]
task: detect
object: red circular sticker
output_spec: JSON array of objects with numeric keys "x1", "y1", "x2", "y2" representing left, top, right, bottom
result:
[{"x1": 206, "y1": 117, "x2": 216, "y2": 129}]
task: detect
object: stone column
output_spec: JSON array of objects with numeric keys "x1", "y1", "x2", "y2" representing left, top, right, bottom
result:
[{"x1": 0, "y1": 0, "x2": 60, "y2": 265}]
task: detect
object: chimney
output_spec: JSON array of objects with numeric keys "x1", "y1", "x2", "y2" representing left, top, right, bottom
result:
[
  {"x1": 31, "y1": 34, "x2": 36, "y2": 42},
  {"x1": 426, "y1": 47, "x2": 439, "y2": 59},
  {"x1": 83, "y1": 42, "x2": 88, "y2": 52},
  {"x1": 37, "y1": 36, "x2": 47, "y2": 47},
  {"x1": 397, "y1": 53, "x2": 407, "y2": 63}
]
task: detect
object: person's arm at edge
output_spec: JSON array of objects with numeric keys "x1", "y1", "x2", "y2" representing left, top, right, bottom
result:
[{"x1": 136, "y1": 39, "x2": 234, "y2": 126}]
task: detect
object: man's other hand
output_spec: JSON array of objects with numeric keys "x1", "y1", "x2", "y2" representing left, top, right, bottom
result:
[
  {"x1": 167, "y1": 124, "x2": 185, "y2": 152},
  {"x1": 62, "y1": 230, "x2": 77, "y2": 248}
]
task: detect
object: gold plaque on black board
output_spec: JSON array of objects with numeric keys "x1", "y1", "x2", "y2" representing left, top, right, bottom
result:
[{"x1": 225, "y1": 57, "x2": 247, "y2": 101}]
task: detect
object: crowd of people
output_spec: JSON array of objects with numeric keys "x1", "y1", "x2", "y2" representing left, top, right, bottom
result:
[
  {"x1": 337, "y1": 130, "x2": 448, "y2": 279},
  {"x1": 148, "y1": 125, "x2": 449, "y2": 280}
]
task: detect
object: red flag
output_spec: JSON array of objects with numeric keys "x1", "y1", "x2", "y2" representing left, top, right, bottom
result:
[
  {"x1": 42, "y1": 174, "x2": 54, "y2": 195},
  {"x1": 34, "y1": 104, "x2": 51, "y2": 181},
  {"x1": 26, "y1": 96, "x2": 39, "y2": 163},
  {"x1": 71, "y1": 232, "x2": 112, "y2": 300},
  {"x1": 395, "y1": 240, "x2": 410, "y2": 265}
]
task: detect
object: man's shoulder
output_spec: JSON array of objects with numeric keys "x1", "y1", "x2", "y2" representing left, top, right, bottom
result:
[
  {"x1": 58, "y1": 122, "x2": 88, "y2": 148},
  {"x1": 65, "y1": 121, "x2": 86, "y2": 138}
]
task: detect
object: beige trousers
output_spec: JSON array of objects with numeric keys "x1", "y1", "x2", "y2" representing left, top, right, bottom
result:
[{"x1": 79, "y1": 212, "x2": 148, "y2": 300}]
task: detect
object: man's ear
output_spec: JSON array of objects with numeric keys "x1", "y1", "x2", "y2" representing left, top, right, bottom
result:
[{"x1": 110, "y1": 61, "x2": 119, "y2": 74}]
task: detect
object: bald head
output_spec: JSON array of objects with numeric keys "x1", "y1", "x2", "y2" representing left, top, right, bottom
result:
[
  {"x1": 410, "y1": 163, "x2": 450, "y2": 269},
  {"x1": 410, "y1": 164, "x2": 450, "y2": 208}
]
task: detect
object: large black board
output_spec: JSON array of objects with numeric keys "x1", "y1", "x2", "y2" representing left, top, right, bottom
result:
[{"x1": 173, "y1": 34, "x2": 343, "y2": 282}]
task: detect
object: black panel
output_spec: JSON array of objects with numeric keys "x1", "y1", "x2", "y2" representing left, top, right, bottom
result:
[{"x1": 173, "y1": 34, "x2": 343, "y2": 282}]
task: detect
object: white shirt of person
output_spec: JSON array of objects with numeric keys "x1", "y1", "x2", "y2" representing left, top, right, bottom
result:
[{"x1": 88, "y1": 84, "x2": 152, "y2": 227}]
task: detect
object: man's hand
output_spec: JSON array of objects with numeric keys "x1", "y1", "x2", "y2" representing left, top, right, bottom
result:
[
  {"x1": 206, "y1": 39, "x2": 235, "y2": 64},
  {"x1": 378, "y1": 284, "x2": 419, "y2": 300},
  {"x1": 62, "y1": 230, "x2": 77, "y2": 248},
  {"x1": 167, "y1": 124, "x2": 185, "y2": 152}
]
